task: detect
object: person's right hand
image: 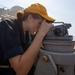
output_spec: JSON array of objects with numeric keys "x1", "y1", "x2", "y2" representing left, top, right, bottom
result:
[{"x1": 38, "y1": 20, "x2": 54, "y2": 37}]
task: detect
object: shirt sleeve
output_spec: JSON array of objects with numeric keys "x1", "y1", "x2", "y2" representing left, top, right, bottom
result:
[{"x1": 0, "y1": 19, "x2": 24, "y2": 61}]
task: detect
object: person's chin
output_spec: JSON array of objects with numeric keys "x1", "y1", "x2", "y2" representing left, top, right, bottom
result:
[{"x1": 31, "y1": 32, "x2": 36, "y2": 35}]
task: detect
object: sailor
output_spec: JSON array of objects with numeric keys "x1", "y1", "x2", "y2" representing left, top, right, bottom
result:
[{"x1": 0, "y1": 3, "x2": 55, "y2": 75}]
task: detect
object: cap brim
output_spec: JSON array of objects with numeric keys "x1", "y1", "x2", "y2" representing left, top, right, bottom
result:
[{"x1": 41, "y1": 14, "x2": 55, "y2": 22}]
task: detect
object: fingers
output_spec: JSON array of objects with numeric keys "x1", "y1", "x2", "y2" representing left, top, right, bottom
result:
[{"x1": 38, "y1": 20, "x2": 54, "y2": 36}]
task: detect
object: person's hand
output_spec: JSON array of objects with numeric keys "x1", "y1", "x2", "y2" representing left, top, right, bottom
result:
[{"x1": 38, "y1": 20, "x2": 54, "y2": 37}]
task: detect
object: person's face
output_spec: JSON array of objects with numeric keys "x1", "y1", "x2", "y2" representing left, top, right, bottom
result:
[{"x1": 27, "y1": 15, "x2": 43, "y2": 35}]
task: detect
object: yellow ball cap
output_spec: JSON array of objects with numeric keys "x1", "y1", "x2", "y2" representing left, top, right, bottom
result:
[{"x1": 24, "y1": 3, "x2": 55, "y2": 22}]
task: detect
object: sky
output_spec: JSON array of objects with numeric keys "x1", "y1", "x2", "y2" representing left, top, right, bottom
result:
[{"x1": 0, "y1": 0, "x2": 75, "y2": 36}]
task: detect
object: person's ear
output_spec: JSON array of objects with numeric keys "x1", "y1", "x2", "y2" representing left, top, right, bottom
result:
[{"x1": 28, "y1": 14, "x2": 33, "y2": 22}]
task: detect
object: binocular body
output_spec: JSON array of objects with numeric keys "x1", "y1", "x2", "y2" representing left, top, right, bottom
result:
[{"x1": 34, "y1": 22, "x2": 75, "y2": 75}]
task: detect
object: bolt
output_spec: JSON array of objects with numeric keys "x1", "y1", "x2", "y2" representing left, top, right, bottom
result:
[
  {"x1": 41, "y1": 55, "x2": 49, "y2": 63},
  {"x1": 60, "y1": 67, "x2": 65, "y2": 72}
]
